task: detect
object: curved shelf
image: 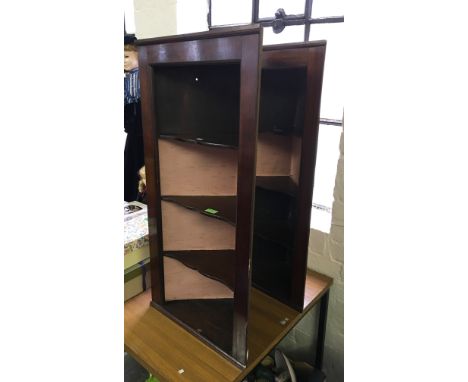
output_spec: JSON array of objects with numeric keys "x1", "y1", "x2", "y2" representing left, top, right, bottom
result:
[
  {"x1": 159, "y1": 134, "x2": 238, "y2": 149},
  {"x1": 164, "y1": 250, "x2": 235, "y2": 291},
  {"x1": 256, "y1": 176, "x2": 298, "y2": 197},
  {"x1": 161, "y1": 195, "x2": 237, "y2": 225}
]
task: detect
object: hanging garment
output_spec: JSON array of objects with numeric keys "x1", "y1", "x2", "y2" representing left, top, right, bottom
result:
[{"x1": 124, "y1": 69, "x2": 145, "y2": 202}]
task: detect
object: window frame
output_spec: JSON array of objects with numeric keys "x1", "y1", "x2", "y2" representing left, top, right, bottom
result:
[{"x1": 207, "y1": 0, "x2": 344, "y2": 127}]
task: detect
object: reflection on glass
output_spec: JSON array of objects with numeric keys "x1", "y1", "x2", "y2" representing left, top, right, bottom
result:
[
  {"x1": 259, "y1": 0, "x2": 305, "y2": 18},
  {"x1": 309, "y1": 23, "x2": 344, "y2": 120},
  {"x1": 263, "y1": 25, "x2": 305, "y2": 45},
  {"x1": 212, "y1": 0, "x2": 252, "y2": 26},
  {"x1": 311, "y1": 0, "x2": 344, "y2": 18}
]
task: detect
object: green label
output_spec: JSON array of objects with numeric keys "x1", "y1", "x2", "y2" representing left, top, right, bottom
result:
[{"x1": 204, "y1": 208, "x2": 218, "y2": 215}]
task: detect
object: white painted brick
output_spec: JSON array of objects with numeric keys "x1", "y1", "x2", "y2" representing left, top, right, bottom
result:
[
  {"x1": 308, "y1": 228, "x2": 327, "y2": 255},
  {"x1": 339, "y1": 130, "x2": 344, "y2": 155},
  {"x1": 329, "y1": 236, "x2": 344, "y2": 264},
  {"x1": 322, "y1": 342, "x2": 344, "y2": 382},
  {"x1": 330, "y1": 280, "x2": 344, "y2": 302},
  {"x1": 329, "y1": 224, "x2": 344, "y2": 244},
  {"x1": 333, "y1": 176, "x2": 344, "y2": 204},
  {"x1": 327, "y1": 301, "x2": 343, "y2": 335},
  {"x1": 333, "y1": 162, "x2": 344, "y2": 203},
  {"x1": 308, "y1": 252, "x2": 343, "y2": 281},
  {"x1": 331, "y1": 199, "x2": 344, "y2": 227},
  {"x1": 324, "y1": 331, "x2": 344, "y2": 356}
]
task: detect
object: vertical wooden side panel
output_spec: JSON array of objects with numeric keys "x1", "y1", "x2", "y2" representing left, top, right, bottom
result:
[
  {"x1": 138, "y1": 46, "x2": 165, "y2": 305},
  {"x1": 290, "y1": 45, "x2": 326, "y2": 311},
  {"x1": 233, "y1": 31, "x2": 262, "y2": 364},
  {"x1": 290, "y1": 136, "x2": 302, "y2": 185}
]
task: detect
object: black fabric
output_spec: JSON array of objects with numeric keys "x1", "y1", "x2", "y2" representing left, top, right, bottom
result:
[{"x1": 124, "y1": 101, "x2": 144, "y2": 202}]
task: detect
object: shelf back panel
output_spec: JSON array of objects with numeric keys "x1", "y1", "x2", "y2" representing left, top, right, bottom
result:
[
  {"x1": 159, "y1": 139, "x2": 238, "y2": 196},
  {"x1": 154, "y1": 63, "x2": 240, "y2": 147},
  {"x1": 256, "y1": 133, "x2": 302, "y2": 181},
  {"x1": 164, "y1": 256, "x2": 233, "y2": 300},
  {"x1": 161, "y1": 201, "x2": 236, "y2": 251}
]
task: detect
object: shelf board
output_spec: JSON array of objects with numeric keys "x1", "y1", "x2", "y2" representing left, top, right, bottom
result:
[
  {"x1": 161, "y1": 195, "x2": 237, "y2": 225},
  {"x1": 159, "y1": 134, "x2": 238, "y2": 149},
  {"x1": 256, "y1": 176, "x2": 298, "y2": 197},
  {"x1": 157, "y1": 299, "x2": 234, "y2": 358},
  {"x1": 164, "y1": 250, "x2": 235, "y2": 290}
]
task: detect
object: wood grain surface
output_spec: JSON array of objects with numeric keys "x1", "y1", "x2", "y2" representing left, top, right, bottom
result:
[
  {"x1": 124, "y1": 270, "x2": 332, "y2": 382},
  {"x1": 161, "y1": 201, "x2": 236, "y2": 251}
]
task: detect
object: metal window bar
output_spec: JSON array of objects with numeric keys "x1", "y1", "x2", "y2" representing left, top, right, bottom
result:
[
  {"x1": 206, "y1": 0, "x2": 344, "y2": 125},
  {"x1": 320, "y1": 118, "x2": 343, "y2": 127}
]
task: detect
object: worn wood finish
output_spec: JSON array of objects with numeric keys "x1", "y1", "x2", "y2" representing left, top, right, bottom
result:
[
  {"x1": 124, "y1": 270, "x2": 333, "y2": 382},
  {"x1": 256, "y1": 133, "x2": 302, "y2": 182},
  {"x1": 163, "y1": 256, "x2": 233, "y2": 300},
  {"x1": 159, "y1": 139, "x2": 238, "y2": 196},
  {"x1": 256, "y1": 133, "x2": 295, "y2": 176},
  {"x1": 164, "y1": 250, "x2": 236, "y2": 290},
  {"x1": 161, "y1": 201, "x2": 236, "y2": 251},
  {"x1": 137, "y1": 26, "x2": 262, "y2": 365}
]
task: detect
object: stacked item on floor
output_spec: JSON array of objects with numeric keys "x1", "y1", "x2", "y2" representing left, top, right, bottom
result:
[
  {"x1": 244, "y1": 350, "x2": 326, "y2": 382},
  {"x1": 124, "y1": 201, "x2": 151, "y2": 301}
]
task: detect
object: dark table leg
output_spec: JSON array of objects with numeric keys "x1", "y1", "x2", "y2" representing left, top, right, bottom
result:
[{"x1": 315, "y1": 290, "x2": 330, "y2": 370}]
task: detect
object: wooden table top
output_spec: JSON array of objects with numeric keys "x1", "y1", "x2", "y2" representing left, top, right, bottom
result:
[{"x1": 124, "y1": 270, "x2": 332, "y2": 382}]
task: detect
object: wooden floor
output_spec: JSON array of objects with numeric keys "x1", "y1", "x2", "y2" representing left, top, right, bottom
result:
[{"x1": 124, "y1": 270, "x2": 332, "y2": 382}]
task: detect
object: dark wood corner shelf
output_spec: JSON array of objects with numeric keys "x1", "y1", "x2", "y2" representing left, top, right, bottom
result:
[
  {"x1": 161, "y1": 195, "x2": 237, "y2": 225},
  {"x1": 159, "y1": 134, "x2": 238, "y2": 149},
  {"x1": 164, "y1": 250, "x2": 235, "y2": 290},
  {"x1": 256, "y1": 176, "x2": 298, "y2": 197}
]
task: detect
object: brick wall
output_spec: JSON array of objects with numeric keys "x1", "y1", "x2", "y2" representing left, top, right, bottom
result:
[
  {"x1": 278, "y1": 128, "x2": 344, "y2": 382},
  {"x1": 307, "y1": 128, "x2": 344, "y2": 381}
]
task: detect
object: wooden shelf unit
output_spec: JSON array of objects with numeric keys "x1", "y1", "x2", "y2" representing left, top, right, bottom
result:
[{"x1": 136, "y1": 26, "x2": 326, "y2": 366}]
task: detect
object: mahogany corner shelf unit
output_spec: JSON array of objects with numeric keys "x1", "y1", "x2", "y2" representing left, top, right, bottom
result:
[{"x1": 136, "y1": 24, "x2": 326, "y2": 366}]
